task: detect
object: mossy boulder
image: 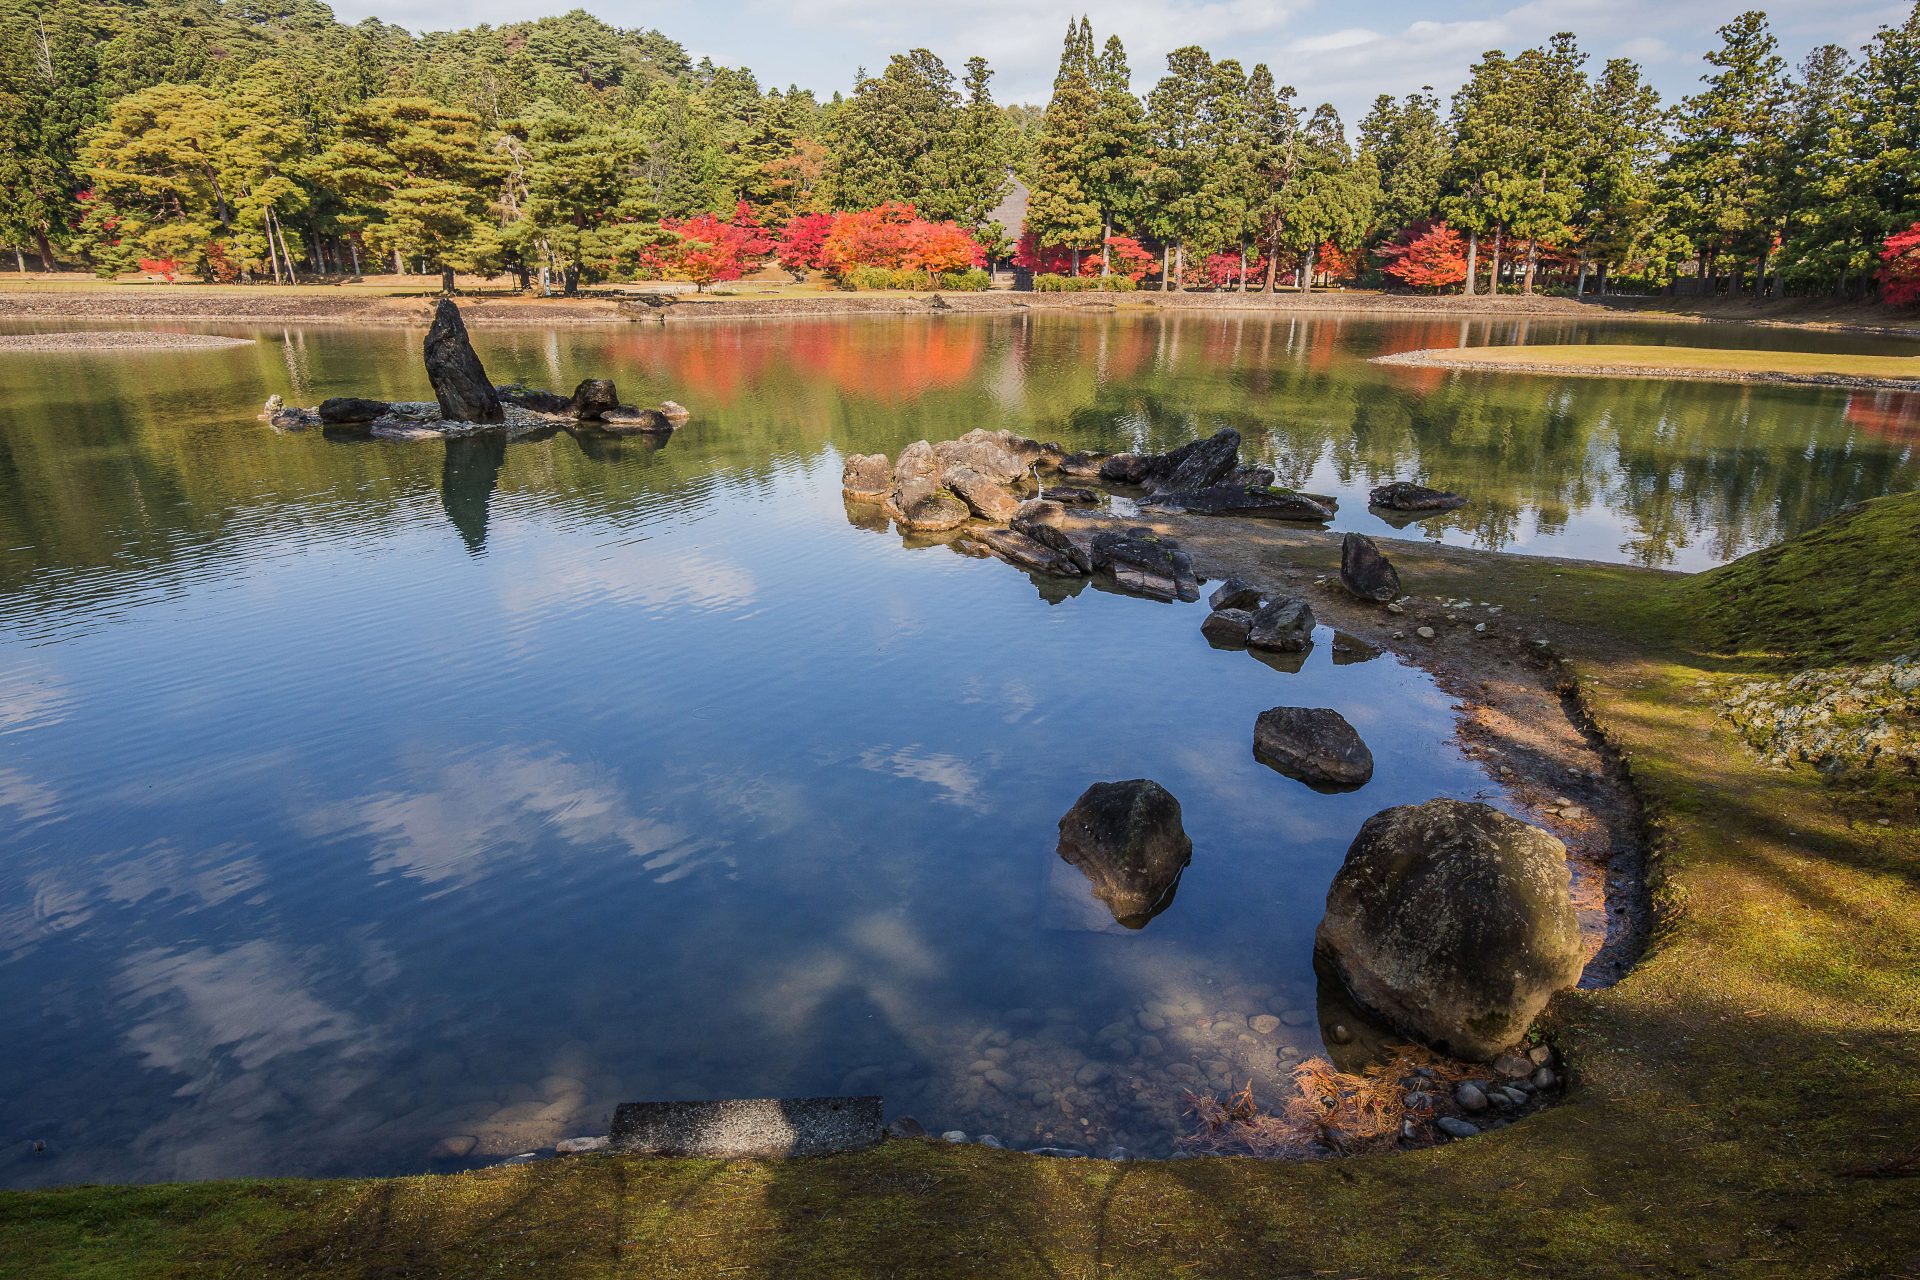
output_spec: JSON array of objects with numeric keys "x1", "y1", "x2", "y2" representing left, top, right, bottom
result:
[{"x1": 1315, "y1": 799, "x2": 1582, "y2": 1060}]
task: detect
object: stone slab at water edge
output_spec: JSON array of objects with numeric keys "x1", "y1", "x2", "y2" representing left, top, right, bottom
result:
[{"x1": 607, "y1": 1096, "x2": 884, "y2": 1157}]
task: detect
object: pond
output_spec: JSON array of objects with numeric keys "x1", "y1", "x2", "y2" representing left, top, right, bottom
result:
[{"x1": 0, "y1": 310, "x2": 1914, "y2": 1186}]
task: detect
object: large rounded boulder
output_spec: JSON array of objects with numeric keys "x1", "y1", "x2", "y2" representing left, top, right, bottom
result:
[
  {"x1": 1314, "y1": 799, "x2": 1583, "y2": 1060},
  {"x1": 1057, "y1": 779, "x2": 1192, "y2": 928}
]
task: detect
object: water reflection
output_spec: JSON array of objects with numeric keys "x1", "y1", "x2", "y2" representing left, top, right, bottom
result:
[
  {"x1": 0, "y1": 312, "x2": 1914, "y2": 1186},
  {"x1": 441, "y1": 435, "x2": 507, "y2": 554}
]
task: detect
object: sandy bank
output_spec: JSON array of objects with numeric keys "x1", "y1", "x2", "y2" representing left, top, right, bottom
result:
[{"x1": 0, "y1": 329, "x2": 255, "y2": 352}]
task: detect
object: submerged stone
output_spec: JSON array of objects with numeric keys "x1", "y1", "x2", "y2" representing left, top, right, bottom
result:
[
  {"x1": 1057, "y1": 779, "x2": 1193, "y2": 928},
  {"x1": 1253, "y1": 706, "x2": 1375, "y2": 790}
]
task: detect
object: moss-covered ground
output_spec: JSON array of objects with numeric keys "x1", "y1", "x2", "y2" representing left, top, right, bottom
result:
[{"x1": 4, "y1": 495, "x2": 1917, "y2": 1278}]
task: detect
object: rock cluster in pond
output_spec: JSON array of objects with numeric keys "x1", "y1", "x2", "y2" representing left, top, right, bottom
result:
[
  {"x1": 262, "y1": 300, "x2": 686, "y2": 440},
  {"x1": 1057, "y1": 779, "x2": 1193, "y2": 927},
  {"x1": 1339, "y1": 532, "x2": 1401, "y2": 602},
  {"x1": 1370, "y1": 480, "x2": 1468, "y2": 513},
  {"x1": 1253, "y1": 707, "x2": 1375, "y2": 790},
  {"x1": 843, "y1": 428, "x2": 1057, "y2": 532},
  {"x1": 1093, "y1": 430, "x2": 1333, "y2": 524},
  {"x1": 1315, "y1": 798, "x2": 1584, "y2": 1061}
]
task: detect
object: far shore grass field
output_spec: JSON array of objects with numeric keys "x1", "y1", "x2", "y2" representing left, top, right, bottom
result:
[
  {"x1": 2, "y1": 490, "x2": 1915, "y2": 1278},
  {"x1": 1384, "y1": 341, "x2": 1920, "y2": 386}
]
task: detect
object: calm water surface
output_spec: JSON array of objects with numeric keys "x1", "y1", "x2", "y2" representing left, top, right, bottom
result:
[{"x1": 1, "y1": 311, "x2": 1915, "y2": 1185}]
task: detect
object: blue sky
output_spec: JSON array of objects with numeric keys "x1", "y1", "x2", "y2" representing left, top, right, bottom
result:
[{"x1": 329, "y1": 0, "x2": 1914, "y2": 123}]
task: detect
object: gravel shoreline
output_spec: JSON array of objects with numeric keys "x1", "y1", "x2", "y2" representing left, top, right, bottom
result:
[
  {"x1": 1373, "y1": 347, "x2": 1920, "y2": 391},
  {"x1": 0, "y1": 329, "x2": 255, "y2": 352}
]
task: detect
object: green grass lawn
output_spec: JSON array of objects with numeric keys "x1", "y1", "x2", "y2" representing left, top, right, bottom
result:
[
  {"x1": 1420, "y1": 341, "x2": 1920, "y2": 381},
  {"x1": 3, "y1": 496, "x2": 1917, "y2": 1278}
]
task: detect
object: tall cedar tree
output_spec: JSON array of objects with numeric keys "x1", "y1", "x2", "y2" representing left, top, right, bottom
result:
[{"x1": 1025, "y1": 20, "x2": 1103, "y2": 269}]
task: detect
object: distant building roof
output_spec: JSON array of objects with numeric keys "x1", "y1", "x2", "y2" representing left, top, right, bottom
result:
[{"x1": 987, "y1": 174, "x2": 1028, "y2": 235}]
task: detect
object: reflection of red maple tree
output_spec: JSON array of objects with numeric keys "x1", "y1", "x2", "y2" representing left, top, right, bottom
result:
[{"x1": 1844, "y1": 389, "x2": 1920, "y2": 440}]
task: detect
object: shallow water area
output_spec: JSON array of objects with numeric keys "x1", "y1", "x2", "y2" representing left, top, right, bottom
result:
[{"x1": 0, "y1": 310, "x2": 1914, "y2": 1184}]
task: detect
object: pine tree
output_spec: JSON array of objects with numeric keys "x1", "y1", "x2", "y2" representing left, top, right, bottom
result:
[
  {"x1": 511, "y1": 101, "x2": 651, "y2": 294},
  {"x1": 1086, "y1": 33, "x2": 1148, "y2": 274},
  {"x1": 1663, "y1": 11, "x2": 1789, "y2": 291},
  {"x1": 1144, "y1": 45, "x2": 1220, "y2": 287},
  {"x1": 1245, "y1": 66, "x2": 1301, "y2": 292},
  {"x1": 319, "y1": 96, "x2": 502, "y2": 292},
  {"x1": 1024, "y1": 20, "x2": 1102, "y2": 271},
  {"x1": 948, "y1": 56, "x2": 1011, "y2": 230},
  {"x1": 1272, "y1": 105, "x2": 1378, "y2": 292},
  {"x1": 1359, "y1": 88, "x2": 1449, "y2": 240},
  {"x1": 828, "y1": 50, "x2": 963, "y2": 215}
]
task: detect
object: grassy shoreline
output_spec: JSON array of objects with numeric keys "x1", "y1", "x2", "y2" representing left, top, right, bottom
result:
[
  {"x1": 4, "y1": 495, "x2": 1915, "y2": 1277},
  {"x1": 1378, "y1": 342, "x2": 1920, "y2": 389}
]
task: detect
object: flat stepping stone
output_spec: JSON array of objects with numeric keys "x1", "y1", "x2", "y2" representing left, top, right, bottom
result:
[{"x1": 608, "y1": 1096, "x2": 882, "y2": 1157}]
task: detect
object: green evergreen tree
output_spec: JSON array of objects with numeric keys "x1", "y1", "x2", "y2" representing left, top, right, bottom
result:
[
  {"x1": 1663, "y1": 11, "x2": 1789, "y2": 290},
  {"x1": 1359, "y1": 88, "x2": 1449, "y2": 240},
  {"x1": 1086, "y1": 33, "x2": 1147, "y2": 273},
  {"x1": 1025, "y1": 20, "x2": 1102, "y2": 269}
]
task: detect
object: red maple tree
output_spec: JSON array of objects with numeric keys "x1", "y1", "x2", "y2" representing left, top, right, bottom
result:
[
  {"x1": 644, "y1": 203, "x2": 775, "y2": 291},
  {"x1": 1879, "y1": 221, "x2": 1920, "y2": 306},
  {"x1": 775, "y1": 212, "x2": 833, "y2": 278},
  {"x1": 1376, "y1": 222, "x2": 1468, "y2": 290}
]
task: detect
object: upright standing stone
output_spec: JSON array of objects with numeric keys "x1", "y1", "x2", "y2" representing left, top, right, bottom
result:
[
  {"x1": 423, "y1": 299, "x2": 503, "y2": 424},
  {"x1": 1340, "y1": 532, "x2": 1401, "y2": 602}
]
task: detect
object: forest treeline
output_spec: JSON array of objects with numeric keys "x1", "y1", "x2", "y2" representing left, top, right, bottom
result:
[{"x1": 3, "y1": 0, "x2": 1919, "y2": 299}]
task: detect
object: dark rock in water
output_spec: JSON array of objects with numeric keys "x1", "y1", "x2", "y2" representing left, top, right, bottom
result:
[
  {"x1": 1253, "y1": 706, "x2": 1374, "y2": 789},
  {"x1": 441, "y1": 433, "x2": 506, "y2": 554},
  {"x1": 1229, "y1": 463, "x2": 1276, "y2": 488},
  {"x1": 1331, "y1": 632, "x2": 1383, "y2": 665},
  {"x1": 1340, "y1": 532, "x2": 1401, "y2": 601},
  {"x1": 1010, "y1": 500, "x2": 1093, "y2": 573},
  {"x1": 842, "y1": 452, "x2": 892, "y2": 499},
  {"x1": 599, "y1": 407, "x2": 674, "y2": 433},
  {"x1": 495, "y1": 385, "x2": 573, "y2": 415},
  {"x1": 1040, "y1": 485, "x2": 1100, "y2": 505},
  {"x1": 944, "y1": 465, "x2": 1021, "y2": 521},
  {"x1": 319, "y1": 396, "x2": 391, "y2": 424},
  {"x1": 1054, "y1": 450, "x2": 1110, "y2": 479},
  {"x1": 1147, "y1": 428, "x2": 1241, "y2": 494},
  {"x1": 423, "y1": 299, "x2": 503, "y2": 424},
  {"x1": 973, "y1": 527, "x2": 1087, "y2": 577},
  {"x1": 886, "y1": 1115, "x2": 927, "y2": 1139},
  {"x1": 1201, "y1": 608, "x2": 1254, "y2": 647},
  {"x1": 1209, "y1": 577, "x2": 1263, "y2": 612},
  {"x1": 1057, "y1": 779, "x2": 1192, "y2": 928},
  {"x1": 1089, "y1": 530, "x2": 1199, "y2": 602},
  {"x1": 1315, "y1": 798, "x2": 1584, "y2": 1061},
  {"x1": 1142, "y1": 484, "x2": 1333, "y2": 521},
  {"x1": 1246, "y1": 597, "x2": 1315, "y2": 652},
  {"x1": 571, "y1": 378, "x2": 621, "y2": 419},
  {"x1": 1370, "y1": 480, "x2": 1467, "y2": 512},
  {"x1": 1099, "y1": 453, "x2": 1151, "y2": 484}
]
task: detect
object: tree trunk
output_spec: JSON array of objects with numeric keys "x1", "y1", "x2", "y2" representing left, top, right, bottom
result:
[
  {"x1": 393, "y1": 249, "x2": 405, "y2": 274},
  {"x1": 1100, "y1": 217, "x2": 1111, "y2": 276},
  {"x1": 1262, "y1": 247, "x2": 1277, "y2": 293},
  {"x1": 1522, "y1": 239, "x2": 1537, "y2": 295},
  {"x1": 1300, "y1": 245, "x2": 1316, "y2": 294},
  {"x1": 1238, "y1": 249, "x2": 1248, "y2": 292},
  {"x1": 1173, "y1": 243, "x2": 1185, "y2": 291},
  {"x1": 1463, "y1": 230, "x2": 1478, "y2": 296},
  {"x1": 1596, "y1": 262, "x2": 1609, "y2": 296},
  {"x1": 13, "y1": 246, "x2": 25, "y2": 272},
  {"x1": 1161, "y1": 244, "x2": 1171, "y2": 289},
  {"x1": 34, "y1": 229, "x2": 55, "y2": 273},
  {"x1": 349, "y1": 238, "x2": 362, "y2": 276},
  {"x1": 563, "y1": 262, "x2": 580, "y2": 296},
  {"x1": 1488, "y1": 226, "x2": 1502, "y2": 296},
  {"x1": 1575, "y1": 257, "x2": 1588, "y2": 297},
  {"x1": 514, "y1": 258, "x2": 530, "y2": 291},
  {"x1": 440, "y1": 264, "x2": 455, "y2": 295}
]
